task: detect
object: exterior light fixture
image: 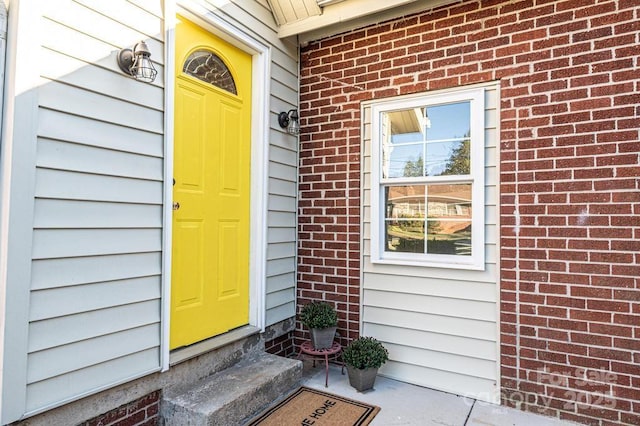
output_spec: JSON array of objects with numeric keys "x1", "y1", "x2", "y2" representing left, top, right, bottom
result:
[
  {"x1": 117, "y1": 40, "x2": 158, "y2": 83},
  {"x1": 278, "y1": 109, "x2": 300, "y2": 135}
]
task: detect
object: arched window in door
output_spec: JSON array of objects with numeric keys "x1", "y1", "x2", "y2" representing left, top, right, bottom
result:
[{"x1": 183, "y1": 50, "x2": 237, "y2": 95}]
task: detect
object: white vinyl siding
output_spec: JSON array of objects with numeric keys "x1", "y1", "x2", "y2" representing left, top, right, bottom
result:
[
  {"x1": 28, "y1": 8, "x2": 164, "y2": 412},
  {"x1": 1, "y1": 0, "x2": 297, "y2": 421},
  {"x1": 0, "y1": 0, "x2": 165, "y2": 419},
  {"x1": 361, "y1": 83, "x2": 499, "y2": 403}
]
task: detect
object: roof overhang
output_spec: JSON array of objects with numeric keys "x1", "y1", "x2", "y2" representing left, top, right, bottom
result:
[{"x1": 267, "y1": 0, "x2": 460, "y2": 44}]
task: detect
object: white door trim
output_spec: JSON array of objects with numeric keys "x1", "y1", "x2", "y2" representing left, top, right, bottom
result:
[
  {"x1": 161, "y1": 0, "x2": 270, "y2": 371},
  {"x1": 0, "y1": 0, "x2": 42, "y2": 420}
]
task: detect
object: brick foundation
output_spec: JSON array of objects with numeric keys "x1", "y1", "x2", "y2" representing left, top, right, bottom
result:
[
  {"x1": 265, "y1": 331, "x2": 296, "y2": 358},
  {"x1": 79, "y1": 390, "x2": 160, "y2": 426},
  {"x1": 297, "y1": 0, "x2": 639, "y2": 424}
]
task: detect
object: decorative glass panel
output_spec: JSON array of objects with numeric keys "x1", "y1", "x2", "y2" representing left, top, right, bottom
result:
[{"x1": 183, "y1": 50, "x2": 237, "y2": 95}]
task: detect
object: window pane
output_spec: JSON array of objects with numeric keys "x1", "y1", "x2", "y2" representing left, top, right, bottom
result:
[
  {"x1": 426, "y1": 139, "x2": 470, "y2": 176},
  {"x1": 385, "y1": 186, "x2": 426, "y2": 253},
  {"x1": 386, "y1": 220, "x2": 425, "y2": 253},
  {"x1": 386, "y1": 185, "x2": 426, "y2": 218},
  {"x1": 384, "y1": 143, "x2": 424, "y2": 178},
  {"x1": 387, "y1": 109, "x2": 428, "y2": 136},
  {"x1": 382, "y1": 110, "x2": 425, "y2": 179},
  {"x1": 426, "y1": 220, "x2": 472, "y2": 255},
  {"x1": 427, "y1": 184, "x2": 471, "y2": 216},
  {"x1": 382, "y1": 102, "x2": 471, "y2": 179},
  {"x1": 384, "y1": 184, "x2": 473, "y2": 256},
  {"x1": 425, "y1": 102, "x2": 470, "y2": 141},
  {"x1": 427, "y1": 184, "x2": 472, "y2": 256}
]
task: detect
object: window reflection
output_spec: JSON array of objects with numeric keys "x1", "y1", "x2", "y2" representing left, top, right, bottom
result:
[
  {"x1": 424, "y1": 102, "x2": 470, "y2": 141},
  {"x1": 385, "y1": 184, "x2": 472, "y2": 256},
  {"x1": 427, "y1": 184, "x2": 472, "y2": 255},
  {"x1": 386, "y1": 185, "x2": 426, "y2": 219},
  {"x1": 381, "y1": 102, "x2": 471, "y2": 179},
  {"x1": 385, "y1": 185, "x2": 426, "y2": 253},
  {"x1": 427, "y1": 140, "x2": 470, "y2": 176}
]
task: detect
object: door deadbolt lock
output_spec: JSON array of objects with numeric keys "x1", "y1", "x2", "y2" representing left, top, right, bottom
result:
[{"x1": 173, "y1": 202, "x2": 180, "y2": 211}]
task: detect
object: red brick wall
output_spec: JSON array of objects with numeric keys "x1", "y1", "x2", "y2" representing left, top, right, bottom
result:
[
  {"x1": 265, "y1": 331, "x2": 296, "y2": 358},
  {"x1": 297, "y1": 0, "x2": 639, "y2": 424},
  {"x1": 79, "y1": 391, "x2": 160, "y2": 426}
]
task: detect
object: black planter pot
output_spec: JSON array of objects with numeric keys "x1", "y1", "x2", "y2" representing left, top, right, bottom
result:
[
  {"x1": 310, "y1": 326, "x2": 337, "y2": 350},
  {"x1": 346, "y1": 365, "x2": 379, "y2": 392}
]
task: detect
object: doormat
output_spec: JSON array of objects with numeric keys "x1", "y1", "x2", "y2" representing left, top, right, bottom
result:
[{"x1": 247, "y1": 387, "x2": 380, "y2": 426}]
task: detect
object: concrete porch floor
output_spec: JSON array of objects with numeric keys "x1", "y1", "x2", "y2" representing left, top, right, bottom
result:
[{"x1": 300, "y1": 360, "x2": 579, "y2": 426}]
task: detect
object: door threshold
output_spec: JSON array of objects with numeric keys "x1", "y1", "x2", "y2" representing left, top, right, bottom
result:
[{"x1": 169, "y1": 325, "x2": 261, "y2": 366}]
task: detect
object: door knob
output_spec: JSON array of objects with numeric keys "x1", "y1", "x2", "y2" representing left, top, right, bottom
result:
[{"x1": 173, "y1": 202, "x2": 180, "y2": 210}]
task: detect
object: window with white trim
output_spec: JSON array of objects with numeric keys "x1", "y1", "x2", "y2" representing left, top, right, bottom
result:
[{"x1": 370, "y1": 88, "x2": 485, "y2": 270}]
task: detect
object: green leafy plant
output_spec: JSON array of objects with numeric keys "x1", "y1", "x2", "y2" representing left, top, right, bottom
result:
[
  {"x1": 343, "y1": 336, "x2": 389, "y2": 370},
  {"x1": 299, "y1": 301, "x2": 338, "y2": 329}
]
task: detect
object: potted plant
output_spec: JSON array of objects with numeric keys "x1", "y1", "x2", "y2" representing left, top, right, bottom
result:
[
  {"x1": 342, "y1": 336, "x2": 389, "y2": 392},
  {"x1": 299, "y1": 301, "x2": 338, "y2": 350}
]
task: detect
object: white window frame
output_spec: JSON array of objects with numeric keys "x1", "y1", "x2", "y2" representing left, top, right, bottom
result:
[{"x1": 370, "y1": 87, "x2": 485, "y2": 270}]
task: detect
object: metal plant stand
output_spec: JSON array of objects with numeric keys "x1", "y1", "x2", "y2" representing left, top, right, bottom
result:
[{"x1": 298, "y1": 340, "x2": 344, "y2": 387}]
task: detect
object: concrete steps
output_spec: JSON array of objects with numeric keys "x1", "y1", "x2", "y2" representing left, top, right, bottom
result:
[{"x1": 161, "y1": 352, "x2": 302, "y2": 425}]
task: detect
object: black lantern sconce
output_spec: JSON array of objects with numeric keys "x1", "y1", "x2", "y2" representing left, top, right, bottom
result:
[
  {"x1": 278, "y1": 109, "x2": 300, "y2": 135},
  {"x1": 117, "y1": 40, "x2": 158, "y2": 83}
]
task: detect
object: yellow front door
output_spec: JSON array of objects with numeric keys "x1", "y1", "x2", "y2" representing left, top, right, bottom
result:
[{"x1": 171, "y1": 16, "x2": 252, "y2": 349}]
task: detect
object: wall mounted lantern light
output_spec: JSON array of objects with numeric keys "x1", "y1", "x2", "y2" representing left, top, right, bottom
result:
[
  {"x1": 117, "y1": 41, "x2": 158, "y2": 83},
  {"x1": 278, "y1": 109, "x2": 300, "y2": 135}
]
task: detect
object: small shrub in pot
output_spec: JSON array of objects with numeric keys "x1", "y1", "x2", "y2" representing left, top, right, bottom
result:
[
  {"x1": 299, "y1": 301, "x2": 338, "y2": 329},
  {"x1": 299, "y1": 301, "x2": 338, "y2": 349},
  {"x1": 343, "y1": 336, "x2": 389, "y2": 392}
]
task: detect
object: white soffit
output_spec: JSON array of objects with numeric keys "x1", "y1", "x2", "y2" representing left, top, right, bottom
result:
[
  {"x1": 267, "y1": 0, "x2": 322, "y2": 26},
  {"x1": 272, "y1": 0, "x2": 460, "y2": 43},
  {"x1": 277, "y1": 0, "x2": 416, "y2": 38}
]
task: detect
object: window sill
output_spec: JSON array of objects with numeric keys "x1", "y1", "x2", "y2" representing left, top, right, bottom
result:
[{"x1": 371, "y1": 256, "x2": 485, "y2": 271}]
